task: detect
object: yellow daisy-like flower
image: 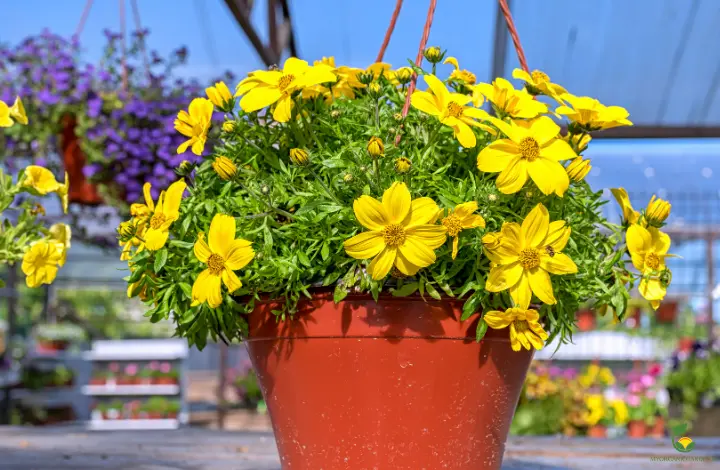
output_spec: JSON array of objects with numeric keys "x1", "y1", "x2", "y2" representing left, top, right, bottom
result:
[
  {"x1": 477, "y1": 117, "x2": 578, "y2": 196},
  {"x1": 119, "y1": 218, "x2": 146, "y2": 261},
  {"x1": 556, "y1": 94, "x2": 633, "y2": 130},
  {"x1": 0, "y1": 100, "x2": 12, "y2": 127},
  {"x1": 239, "y1": 57, "x2": 337, "y2": 123},
  {"x1": 563, "y1": 132, "x2": 591, "y2": 153},
  {"x1": 205, "y1": 81, "x2": 233, "y2": 109},
  {"x1": 410, "y1": 74, "x2": 494, "y2": 148},
  {"x1": 484, "y1": 203, "x2": 577, "y2": 309},
  {"x1": 21, "y1": 166, "x2": 62, "y2": 195},
  {"x1": 626, "y1": 224, "x2": 673, "y2": 310},
  {"x1": 483, "y1": 307, "x2": 549, "y2": 351},
  {"x1": 440, "y1": 201, "x2": 486, "y2": 259},
  {"x1": 610, "y1": 188, "x2": 640, "y2": 225},
  {"x1": 130, "y1": 183, "x2": 155, "y2": 219},
  {"x1": 366, "y1": 62, "x2": 391, "y2": 80},
  {"x1": 566, "y1": 157, "x2": 591, "y2": 182},
  {"x1": 175, "y1": 98, "x2": 214, "y2": 155},
  {"x1": 611, "y1": 399, "x2": 629, "y2": 426},
  {"x1": 645, "y1": 195, "x2": 671, "y2": 226},
  {"x1": 512, "y1": 68, "x2": 567, "y2": 100},
  {"x1": 388, "y1": 67, "x2": 413, "y2": 86},
  {"x1": 191, "y1": 214, "x2": 254, "y2": 308},
  {"x1": 9, "y1": 96, "x2": 28, "y2": 125},
  {"x1": 443, "y1": 57, "x2": 476, "y2": 85},
  {"x1": 473, "y1": 78, "x2": 548, "y2": 119},
  {"x1": 49, "y1": 223, "x2": 72, "y2": 267},
  {"x1": 144, "y1": 180, "x2": 187, "y2": 251},
  {"x1": 343, "y1": 182, "x2": 447, "y2": 280},
  {"x1": 21, "y1": 241, "x2": 63, "y2": 288},
  {"x1": 584, "y1": 394, "x2": 606, "y2": 426}
]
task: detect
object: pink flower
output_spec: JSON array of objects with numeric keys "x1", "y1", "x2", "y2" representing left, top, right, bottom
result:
[
  {"x1": 125, "y1": 364, "x2": 138, "y2": 376},
  {"x1": 627, "y1": 394, "x2": 641, "y2": 407},
  {"x1": 109, "y1": 362, "x2": 120, "y2": 373},
  {"x1": 648, "y1": 363, "x2": 662, "y2": 377},
  {"x1": 629, "y1": 382, "x2": 643, "y2": 394},
  {"x1": 160, "y1": 362, "x2": 172, "y2": 374},
  {"x1": 640, "y1": 375, "x2": 655, "y2": 388},
  {"x1": 548, "y1": 366, "x2": 562, "y2": 377},
  {"x1": 149, "y1": 361, "x2": 159, "y2": 370}
]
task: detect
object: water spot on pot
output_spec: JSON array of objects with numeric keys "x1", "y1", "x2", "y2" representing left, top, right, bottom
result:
[{"x1": 399, "y1": 361, "x2": 413, "y2": 368}]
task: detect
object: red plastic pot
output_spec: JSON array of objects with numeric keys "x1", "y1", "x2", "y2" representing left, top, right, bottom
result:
[
  {"x1": 576, "y1": 309, "x2": 595, "y2": 331},
  {"x1": 627, "y1": 420, "x2": 647, "y2": 438},
  {"x1": 650, "y1": 416, "x2": 665, "y2": 438},
  {"x1": 59, "y1": 114, "x2": 103, "y2": 205},
  {"x1": 246, "y1": 290, "x2": 533, "y2": 470},
  {"x1": 587, "y1": 425, "x2": 607, "y2": 438},
  {"x1": 656, "y1": 300, "x2": 678, "y2": 324}
]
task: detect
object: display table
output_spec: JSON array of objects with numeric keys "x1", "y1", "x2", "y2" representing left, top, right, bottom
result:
[{"x1": 0, "y1": 426, "x2": 718, "y2": 469}]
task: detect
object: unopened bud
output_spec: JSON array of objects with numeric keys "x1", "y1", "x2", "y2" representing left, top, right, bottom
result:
[
  {"x1": 394, "y1": 157, "x2": 411, "y2": 174},
  {"x1": 566, "y1": 157, "x2": 591, "y2": 182},
  {"x1": 645, "y1": 195, "x2": 671, "y2": 226},
  {"x1": 343, "y1": 173, "x2": 353, "y2": 182},
  {"x1": 423, "y1": 46, "x2": 444, "y2": 64},
  {"x1": 289, "y1": 148, "x2": 309, "y2": 166},
  {"x1": 212, "y1": 156, "x2": 237, "y2": 181},
  {"x1": 367, "y1": 136, "x2": 384, "y2": 157}
]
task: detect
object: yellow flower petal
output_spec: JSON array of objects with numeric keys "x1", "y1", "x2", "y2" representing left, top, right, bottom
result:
[
  {"x1": 344, "y1": 231, "x2": 385, "y2": 259},
  {"x1": 528, "y1": 268, "x2": 556, "y2": 304},
  {"x1": 486, "y1": 263, "x2": 523, "y2": 292},
  {"x1": 394, "y1": 250, "x2": 422, "y2": 276},
  {"x1": 404, "y1": 197, "x2": 441, "y2": 227},
  {"x1": 208, "y1": 214, "x2": 236, "y2": 258},
  {"x1": 404, "y1": 225, "x2": 447, "y2": 250},
  {"x1": 162, "y1": 180, "x2": 187, "y2": 220},
  {"x1": 484, "y1": 310, "x2": 512, "y2": 329},
  {"x1": 225, "y1": 239, "x2": 255, "y2": 270},
  {"x1": 368, "y1": 247, "x2": 397, "y2": 280},
  {"x1": 545, "y1": 221, "x2": 571, "y2": 251},
  {"x1": 398, "y1": 236, "x2": 436, "y2": 268},
  {"x1": 453, "y1": 121, "x2": 476, "y2": 148},
  {"x1": 521, "y1": 203, "x2": 550, "y2": 248},
  {"x1": 221, "y1": 268, "x2": 243, "y2": 293},
  {"x1": 527, "y1": 158, "x2": 569, "y2": 196},
  {"x1": 444, "y1": 56, "x2": 460, "y2": 69},
  {"x1": 540, "y1": 139, "x2": 577, "y2": 161},
  {"x1": 283, "y1": 57, "x2": 310, "y2": 75},
  {"x1": 540, "y1": 253, "x2": 578, "y2": 274},
  {"x1": 411, "y1": 91, "x2": 442, "y2": 116},
  {"x1": 273, "y1": 94, "x2": 294, "y2": 123},
  {"x1": 451, "y1": 236, "x2": 460, "y2": 259},
  {"x1": 626, "y1": 224, "x2": 651, "y2": 256},
  {"x1": 529, "y1": 116, "x2": 561, "y2": 145},
  {"x1": 423, "y1": 74, "x2": 450, "y2": 106},
  {"x1": 650, "y1": 227, "x2": 671, "y2": 255},
  {"x1": 240, "y1": 87, "x2": 283, "y2": 113},
  {"x1": 509, "y1": 272, "x2": 532, "y2": 309},
  {"x1": 193, "y1": 232, "x2": 211, "y2": 263},
  {"x1": 382, "y1": 182, "x2": 412, "y2": 224},
  {"x1": 511, "y1": 323, "x2": 532, "y2": 350},
  {"x1": 144, "y1": 228, "x2": 170, "y2": 251},
  {"x1": 496, "y1": 157, "x2": 528, "y2": 194},
  {"x1": 353, "y1": 195, "x2": 389, "y2": 231},
  {"x1": 477, "y1": 140, "x2": 518, "y2": 173}
]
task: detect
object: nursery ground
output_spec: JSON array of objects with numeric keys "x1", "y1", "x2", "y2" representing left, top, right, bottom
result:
[{"x1": 0, "y1": 426, "x2": 718, "y2": 469}]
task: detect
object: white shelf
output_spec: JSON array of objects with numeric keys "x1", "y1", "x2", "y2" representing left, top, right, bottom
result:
[
  {"x1": 87, "y1": 419, "x2": 179, "y2": 430},
  {"x1": 83, "y1": 339, "x2": 188, "y2": 361},
  {"x1": 82, "y1": 384, "x2": 179, "y2": 396}
]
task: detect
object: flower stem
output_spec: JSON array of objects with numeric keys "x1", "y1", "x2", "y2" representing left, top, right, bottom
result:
[
  {"x1": 235, "y1": 180, "x2": 295, "y2": 220},
  {"x1": 373, "y1": 157, "x2": 381, "y2": 190},
  {"x1": 374, "y1": 100, "x2": 380, "y2": 130}
]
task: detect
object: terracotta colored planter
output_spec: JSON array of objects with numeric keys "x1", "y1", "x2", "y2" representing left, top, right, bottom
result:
[
  {"x1": 155, "y1": 377, "x2": 178, "y2": 385},
  {"x1": 587, "y1": 425, "x2": 607, "y2": 438},
  {"x1": 89, "y1": 378, "x2": 106, "y2": 386},
  {"x1": 627, "y1": 420, "x2": 647, "y2": 438},
  {"x1": 650, "y1": 416, "x2": 665, "y2": 438},
  {"x1": 656, "y1": 300, "x2": 678, "y2": 324},
  {"x1": 246, "y1": 290, "x2": 533, "y2": 470},
  {"x1": 148, "y1": 412, "x2": 163, "y2": 420},
  {"x1": 576, "y1": 309, "x2": 595, "y2": 331},
  {"x1": 59, "y1": 114, "x2": 103, "y2": 205}
]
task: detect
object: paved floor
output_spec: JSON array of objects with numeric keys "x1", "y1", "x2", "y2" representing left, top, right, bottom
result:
[{"x1": 0, "y1": 426, "x2": 718, "y2": 469}]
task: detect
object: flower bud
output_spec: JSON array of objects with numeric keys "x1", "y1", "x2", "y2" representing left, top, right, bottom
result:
[
  {"x1": 359, "y1": 165, "x2": 367, "y2": 172},
  {"x1": 222, "y1": 121, "x2": 236, "y2": 133},
  {"x1": 212, "y1": 156, "x2": 237, "y2": 181},
  {"x1": 343, "y1": 173, "x2": 353, "y2": 182},
  {"x1": 205, "y1": 81, "x2": 234, "y2": 110},
  {"x1": 482, "y1": 232, "x2": 503, "y2": 251},
  {"x1": 423, "y1": 46, "x2": 444, "y2": 64},
  {"x1": 30, "y1": 203, "x2": 46, "y2": 217},
  {"x1": 566, "y1": 157, "x2": 591, "y2": 182},
  {"x1": 488, "y1": 194, "x2": 498, "y2": 202},
  {"x1": 367, "y1": 136, "x2": 384, "y2": 157},
  {"x1": 261, "y1": 185, "x2": 270, "y2": 194},
  {"x1": 289, "y1": 148, "x2": 309, "y2": 166},
  {"x1": 564, "y1": 132, "x2": 591, "y2": 153},
  {"x1": 117, "y1": 220, "x2": 136, "y2": 242},
  {"x1": 358, "y1": 72, "x2": 375, "y2": 85},
  {"x1": 330, "y1": 110, "x2": 341, "y2": 119},
  {"x1": 393, "y1": 67, "x2": 413, "y2": 85},
  {"x1": 175, "y1": 160, "x2": 196, "y2": 177},
  {"x1": 645, "y1": 195, "x2": 671, "y2": 225},
  {"x1": 393, "y1": 112, "x2": 404, "y2": 122},
  {"x1": 367, "y1": 82, "x2": 382, "y2": 98},
  {"x1": 394, "y1": 157, "x2": 412, "y2": 174}
]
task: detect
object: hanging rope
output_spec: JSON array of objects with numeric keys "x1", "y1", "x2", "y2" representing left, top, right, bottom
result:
[
  {"x1": 74, "y1": 0, "x2": 95, "y2": 38},
  {"x1": 497, "y1": 0, "x2": 529, "y2": 73},
  {"x1": 119, "y1": 0, "x2": 129, "y2": 93},
  {"x1": 130, "y1": 0, "x2": 151, "y2": 82},
  {"x1": 400, "y1": 0, "x2": 437, "y2": 120},
  {"x1": 375, "y1": 0, "x2": 404, "y2": 63}
]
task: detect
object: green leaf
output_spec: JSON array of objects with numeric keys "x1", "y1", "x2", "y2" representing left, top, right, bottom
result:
[
  {"x1": 391, "y1": 282, "x2": 418, "y2": 297},
  {"x1": 178, "y1": 282, "x2": 193, "y2": 299},
  {"x1": 333, "y1": 284, "x2": 349, "y2": 303},
  {"x1": 425, "y1": 283, "x2": 441, "y2": 300},
  {"x1": 461, "y1": 291, "x2": 482, "y2": 321},
  {"x1": 475, "y1": 319, "x2": 489, "y2": 342},
  {"x1": 170, "y1": 240, "x2": 194, "y2": 250},
  {"x1": 320, "y1": 243, "x2": 330, "y2": 261},
  {"x1": 154, "y1": 248, "x2": 168, "y2": 273},
  {"x1": 127, "y1": 267, "x2": 145, "y2": 284}
]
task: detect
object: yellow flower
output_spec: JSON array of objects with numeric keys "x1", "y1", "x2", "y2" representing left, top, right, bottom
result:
[
  {"x1": 394, "y1": 157, "x2": 412, "y2": 174},
  {"x1": 127, "y1": 269, "x2": 153, "y2": 302},
  {"x1": 389, "y1": 67, "x2": 413, "y2": 86},
  {"x1": 484, "y1": 203, "x2": 577, "y2": 309},
  {"x1": 144, "y1": 180, "x2": 187, "y2": 251},
  {"x1": 130, "y1": 183, "x2": 155, "y2": 219},
  {"x1": 118, "y1": 218, "x2": 146, "y2": 261},
  {"x1": 473, "y1": 78, "x2": 548, "y2": 119},
  {"x1": 175, "y1": 98, "x2": 214, "y2": 155},
  {"x1": 440, "y1": 201, "x2": 486, "y2": 259},
  {"x1": 556, "y1": 94, "x2": 633, "y2": 130},
  {"x1": 477, "y1": 117, "x2": 577, "y2": 196},
  {"x1": 483, "y1": 307, "x2": 548, "y2": 351},
  {"x1": 646, "y1": 195, "x2": 671, "y2": 226},
  {"x1": 56, "y1": 172, "x2": 69, "y2": 214},
  {"x1": 444, "y1": 57, "x2": 476, "y2": 85},
  {"x1": 610, "y1": 188, "x2": 640, "y2": 225},
  {"x1": 289, "y1": 148, "x2": 309, "y2": 166},
  {"x1": 191, "y1": 214, "x2": 254, "y2": 308},
  {"x1": 563, "y1": 132, "x2": 591, "y2": 153},
  {"x1": 423, "y1": 46, "x2": 443, "y2": 63},
  {"x1": 367, "y1": 82, "x2": 382, "y2": 98},
  {"x1": 411, "y1": 74, "x2": 494, "y2": 148},
  {"x1": 205, "y1": 81, "x2": 233, "y2": 108},
  {"x1": 482, "y1": 231, "x2": 503, "y2": 251},
  {"x1": 21, "y1": 241, "x2": 63, "y2": 288},
  {"x1": 367, "y1": 136, "x2": 384, "y2": 157},
  {"x1": 627, "y1": 224, "x2": 673, "y2": 310},
  {"x1": 222, "y1": 121, "x2": 236, "y2": 133},
  {"x1": 512, "y1": 68, "x2": 567, "y2": 99},
  {"x1": 0, "y1": 100, "x2": 12, "y2": 127},
  {"x1": 611, "y1": 399, "x2": 629, "y2": 426},
  {"x1": 584, "y1": 394, "x2": 606, "y2": 426},
  {"x1": 343, "y1": 182, "x2": 447, "y2": 280},
  {"x1": 598, "y1": 367, "x2": 615, "y2": 386},
  {"x1": 9, "y1": 96, "x2": 28, "y2": 125},
  {"x1": 239, "y1": 57, "x2": 337, "y2": 122},
  {"x1": 343, "y1": 173, "x2": 353, "y2": 182},
  {"x1": 566, "y1": 157, "x2": 591, "y2": 182},
  {"x1": 314, "y1": 56, "x2": 336, "y2": 68},
  {"x1": 366, "y1": 62, "x2": 392, "y2": 80},
  {"x1": 21, "y1": 166, "x2": 62, "y2": 195},
  {"x1": 212, "y1": 156, "x2": 237, "y2": 180},
  {"x1": 49, "y1": 223, "x2": 71, "y2": 267}
]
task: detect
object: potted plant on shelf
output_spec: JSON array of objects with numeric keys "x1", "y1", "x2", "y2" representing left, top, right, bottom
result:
[
  {"x1": 144, "y1": 396, "x2": 168, "y2": 420},
  {"x1": 118, "y1": 43, "x2": 673, "y2": 466},
  {"x1": 118, "y1": 363, "x2": 139, "y2": 385},
  {"x1": 584, "y1": 394, "x2": 613, "y2": 438},
  {"x1": 154, "y1": 362, "x2": 178, "y2": 385},
  {"x1": 233, "y1": 366, "x2": 264, "y2": 411},
  {"x1": 166, "y1": 400, "x2": 180, "y2": 419},
  {"x1": 137, "y1": 366, "x2": 154, "y2": 385}
]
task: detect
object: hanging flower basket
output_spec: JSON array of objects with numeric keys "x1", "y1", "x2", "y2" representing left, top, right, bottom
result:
[
  {"x1": 60, "y1": 114, "x2": 103, "y2": 205},
  {"x1": 246, "y1": 290, "x2": 533, "y2": 470}
]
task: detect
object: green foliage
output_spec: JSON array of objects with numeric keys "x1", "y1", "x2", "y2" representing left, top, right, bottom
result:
[
  {"x1": 123, "y1": 64, "x2": 630, "y2": 349},
  {"x1": 666, "y1": 351, "x2": 720, "y2": 425}
]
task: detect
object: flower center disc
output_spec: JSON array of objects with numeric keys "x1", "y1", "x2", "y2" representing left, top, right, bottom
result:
[
  {"x1": 278, "y1": 74, "x2": 295, "y2": 91},
  {"x1": 519, "y1": 137, "x2": 540, "y2": 162},
  {"x1": 513, "y1": 319, "x2": 530, "y2": 333},
  {"x1": 446, "y1": 102, "x2": 464, "y2": 118},
  {"x1": 382, "y1": 224, "x2": 407, "y2": 247},
  {"x1": 646, "y1": 252, "x2": 661, "y2": 270},
  {"x1": 442, "y1": 214, "x2": 464, "y2": 237},
  {"x1": 519, "y1": 248, "x2": 540, "y2": 269},
  {"x1": 150, "y1": 213, "x2": 166, "y2": 229},
  {"x1": 207, "y1": 253, "x2": 226, "y2": 275},
  {"x1": 531, "y1": 70, "x2": 549, "y2": 83}
]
